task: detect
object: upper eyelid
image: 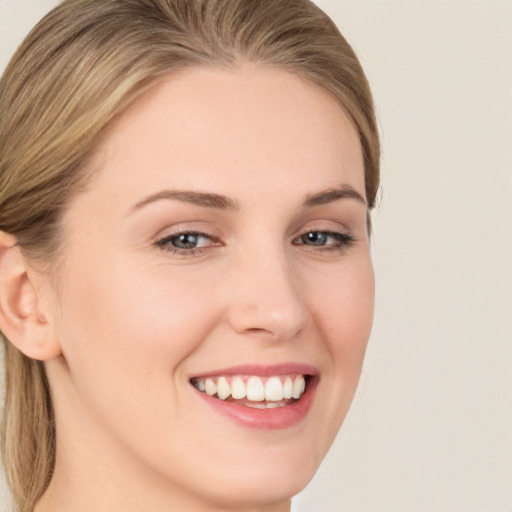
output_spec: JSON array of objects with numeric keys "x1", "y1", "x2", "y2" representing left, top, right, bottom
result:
[
  {"x1": 294, "y1": 230, "x2": 354, "y2": 244},
  {"x1": 154, "y1": 231, "x2": 218, "y2": 247},
  {"x1": 153, "y1": 224, "x2": 219, "y2": 241},
  {"x1": 291, "y1": 223, "x2": 352, "y2": 240},
  {"x1": 154, "y1": 232, "x2": 218, "y2": 256},
  {"x1": 153, "y1": 223, "x2": 352, "y2": 240},
  {"x1": 154, "y1": 228, "x2": 353, "y2": 251}
]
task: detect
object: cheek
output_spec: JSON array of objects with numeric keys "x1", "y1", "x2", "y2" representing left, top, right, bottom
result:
[
  {"x1": 308, "y1": 256, "x2": 374, "y2": 421},
  {"x1": 54, "y1": 253, "x2": 221, "y2": 409},
  {"x1": 313, "y1": 256, "x2": 374, "y2": 358},
  {"x1": 51, "y1": 253, "x2": 231, "y2": 480}
]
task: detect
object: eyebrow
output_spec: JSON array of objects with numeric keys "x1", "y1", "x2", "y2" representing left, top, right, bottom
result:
[
  {"x1": 130, "y1": 190, "x2": 240, "y2": 213},
  {"x1": 129, "y1": 184, "x2": 366, "y2": 215},
  {"x1": 302, "y1": 185, "x2": 367, "y2": 207}
]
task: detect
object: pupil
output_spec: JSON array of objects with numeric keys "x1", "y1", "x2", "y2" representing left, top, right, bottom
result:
[
  {"x1": 175, "y1": 234, "x2": 198, "y2": 249},
  {"x1": 305, "y1": 232, "x2": 327, "y2": 246}
]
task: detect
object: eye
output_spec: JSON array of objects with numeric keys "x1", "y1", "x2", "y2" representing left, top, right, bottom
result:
[
  {"x1": 300, "y1": 232, "x2": 330, "y2": 246},
  {"x1": 294, "y1": 230, "x2": 354, "y2": 251},
  {"x1": 155, "y1": 231, "x2": 218, "y2": 254}
]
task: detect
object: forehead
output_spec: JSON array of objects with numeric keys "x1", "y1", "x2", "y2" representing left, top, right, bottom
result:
[{"x1": 83, "y1": 65, "x2": 365, "y2": 207}]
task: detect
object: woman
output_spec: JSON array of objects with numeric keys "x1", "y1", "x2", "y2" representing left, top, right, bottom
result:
[{"x1": 0, "y1": 1, "x2": 380, "y2": 511}]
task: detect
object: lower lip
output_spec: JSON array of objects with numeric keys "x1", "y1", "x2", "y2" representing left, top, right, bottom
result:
[{"x1": 193, "y1": 377, "x2": 318, "y2": 430}]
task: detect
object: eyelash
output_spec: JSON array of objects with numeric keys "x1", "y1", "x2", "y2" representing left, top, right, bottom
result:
[
  {"x1": 293, "y1": 230, "x2": 355, "y2": 253},
  {"x1": 154, "y1": 229, "x2": 355, "y2": 257},
  {"x1": 154, "y1": 231, "x2": 219, "y2": 256}
]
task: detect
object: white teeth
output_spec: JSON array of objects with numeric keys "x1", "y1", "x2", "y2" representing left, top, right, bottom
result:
[
  {"x1": 265, "y1": 376, "x2": 283, "y2": 401},
  {"x1": 231, "y1": 377, "x2": 246, "y2": 399},
  {"x1": 192, "y1": 374, "x2": 308, "y2": 403},
  {"x1": 205, "y1": 378, "x2": 217, "y2": 396},
  {"x1": 246, "y1": 402, "x2": 267, "y2": 409},
  {"x1": 283, "y1": 377, "x2": 293, "y2": 399},
  {"x1": 246, "y1": 401, "x2": 287, "y2": 409},
  {"x1": 292, "y1": 375, "x2": 305, "y2": 399},
  {"x1": 216, "y1": 377, "x2": 231, "y2": 400},
  {"x1": 246, "y1": 376, "x2": 265, "y2": 401}
]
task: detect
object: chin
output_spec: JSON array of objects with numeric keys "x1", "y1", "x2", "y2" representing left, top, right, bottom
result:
[
  {"x1": 180, "y1": 438, "x2": 326, "y2": 509},
  {"x1": 199, "y1": 468, "x2": 314, "y2": 510}
]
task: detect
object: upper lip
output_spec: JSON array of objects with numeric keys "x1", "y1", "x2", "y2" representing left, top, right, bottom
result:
[{"x1": 190, "y1": 362, "x2": 318, "y2": 379}]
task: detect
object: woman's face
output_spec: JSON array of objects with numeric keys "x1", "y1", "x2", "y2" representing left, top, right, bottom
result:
[{"x1": 43, "y1": 66, "x2": 374, "y2": 509}]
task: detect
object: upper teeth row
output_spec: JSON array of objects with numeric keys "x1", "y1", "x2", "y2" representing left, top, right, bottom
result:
[{"x1": 193, "y1": 375, "x2": 306, "y2": 402}]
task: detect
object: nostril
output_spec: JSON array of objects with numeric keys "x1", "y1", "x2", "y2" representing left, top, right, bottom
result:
[
  {"x1": 225, "y1": 271, "x2": 310, "y2": 339},
  {"x1": 246, "y1": 327, "x2": 272, "y2": 334}
]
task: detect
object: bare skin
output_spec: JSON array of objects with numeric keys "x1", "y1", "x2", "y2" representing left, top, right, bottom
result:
[{"x1": 2, "y1": 65, "x2": 373, "y2": 512}]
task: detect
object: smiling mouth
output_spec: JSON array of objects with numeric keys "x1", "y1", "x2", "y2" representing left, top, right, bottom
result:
[{"x1": 190, "y1": 374, "x2": 308, "y2": 409}]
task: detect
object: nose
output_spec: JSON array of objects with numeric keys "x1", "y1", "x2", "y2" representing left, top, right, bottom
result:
[{"x1": 225, "y1": 249, "x2": 310, "y2": 341}]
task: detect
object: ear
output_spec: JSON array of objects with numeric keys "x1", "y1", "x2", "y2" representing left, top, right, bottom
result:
[{"x1": 0, "y1": 231, "x2": 61, "y2": 361}]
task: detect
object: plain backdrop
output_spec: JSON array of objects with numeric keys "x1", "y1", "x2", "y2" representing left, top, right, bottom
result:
[{"x1": 1, "y1": 1, "x2": 511, "y2": 511}]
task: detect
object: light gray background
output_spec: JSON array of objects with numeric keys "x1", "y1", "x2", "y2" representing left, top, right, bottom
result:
[{"x1": 1, "y1": 1, "x2": 511, "y2": 511}]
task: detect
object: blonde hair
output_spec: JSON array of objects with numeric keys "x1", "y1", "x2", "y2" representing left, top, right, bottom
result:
[{"x1": 0, "y1": 0, "x2": 380, "y2": 510}]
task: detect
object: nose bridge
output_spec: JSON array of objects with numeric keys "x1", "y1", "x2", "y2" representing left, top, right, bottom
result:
[{"x1": 226, "y1": 243, "x2": 309, "y2": 340}]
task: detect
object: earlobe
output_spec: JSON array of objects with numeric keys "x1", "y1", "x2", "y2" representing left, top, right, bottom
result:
[{"x1": 0, "y1": 231, "x2": 61, "y2": 361}]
